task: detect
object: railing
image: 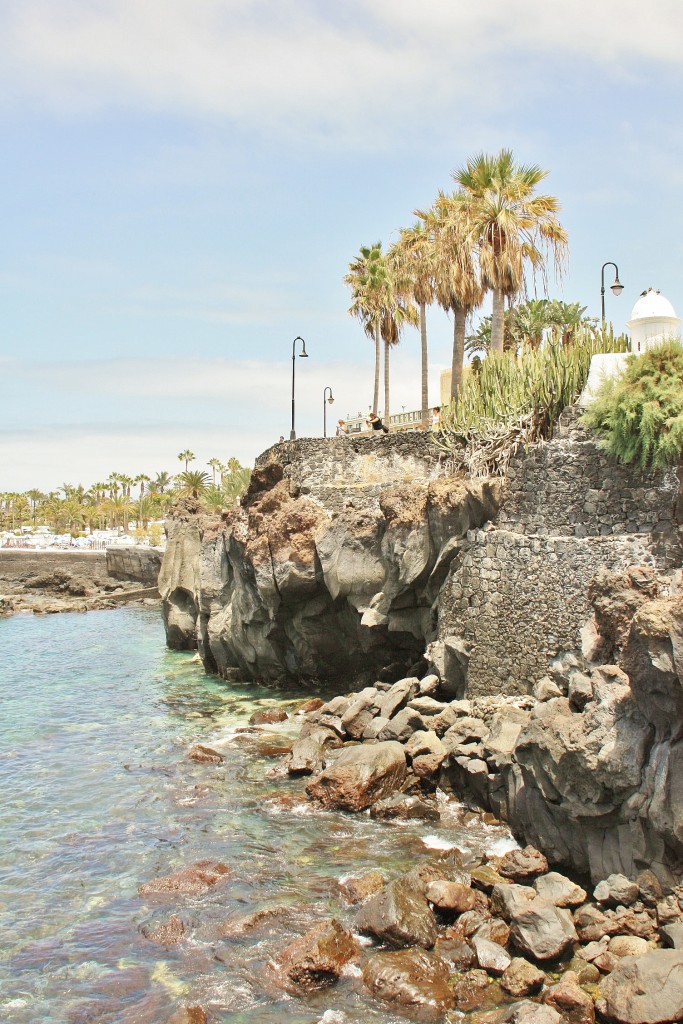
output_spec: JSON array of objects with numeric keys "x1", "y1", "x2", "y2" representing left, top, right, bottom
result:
[{"x1": 344, "y1": 409, "x2": 426, "y2": 434}]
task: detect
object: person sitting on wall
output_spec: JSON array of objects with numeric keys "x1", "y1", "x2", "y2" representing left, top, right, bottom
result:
[
  {"x1": 431, "y1": 406, "x2": 442, "y2": 430},
  {"x1": 368, "y1": 412, "x2": 389, "y2": 434},
  {"x1": 335, "y1": 419, "x2": 347, "y2": 436}
]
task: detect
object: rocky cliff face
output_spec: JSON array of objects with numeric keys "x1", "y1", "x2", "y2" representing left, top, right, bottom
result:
[{"x1": 160, "y1": 449, "x2": 502, "y2": 685}]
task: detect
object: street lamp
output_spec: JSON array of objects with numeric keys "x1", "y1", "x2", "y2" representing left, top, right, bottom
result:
[
  {"x1": 323, "y1": 386, "x2": 334, "y2": 437},
  {"x1": 601, "y1": 262, "x2": 624, "y2": 323},
  {"x1": 290, "y1": 336, "x2": 308, "y2": 440}
]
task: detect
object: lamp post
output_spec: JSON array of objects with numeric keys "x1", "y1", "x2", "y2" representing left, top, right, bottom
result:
[
  {"x1": 601, "y1": 262, "x2": 624, "y2": 324},
  {"x1": 290, "y1": 336, "x2": 308, "y2": 440},
  {"x1": 323, "y1": 386, "x2": 334, "y2": 437}
]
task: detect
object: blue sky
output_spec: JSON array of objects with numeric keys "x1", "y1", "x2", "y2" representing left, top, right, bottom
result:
[{"x1": 1, "y1": 0, "x2": 683, "y2": 491}]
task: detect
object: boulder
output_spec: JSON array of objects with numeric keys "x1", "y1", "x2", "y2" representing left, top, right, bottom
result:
[
  {"x1": 574, "y1": 903, "x2": 622, "y2": 941},
  {"x1": 305, "y1": 741, "x2": 406, "y2": 811},
  {"x1": 506, "y1": 1006, "x2": 563, "y2": 1024},
  {"x1": 425, "y1": 880, "x2": 477, "y2": 914},
  {"x1": 475, "y1": 918, "x2": 511, "y2": 947},
  {"x1": 275, "y1": 919, "x2": 358, "y2": 991},
  {"x1": 593, "y1": 873, "x2": 640, "y2": 907},
  {"x1": 499, "y1": 846, "x2": 549, "y2": 882},
  {"x1": 249, "y1": 707, "x2": 288, "y2": 725},
  {"x1": 378, "y1": 677, "x2": 419, "y2": 720},
  {"x1": 636, "y1": 870, "x2": 664, "y2": 906},
  {"x1": 596, "y1": 949, "x2": 683, "y2": 1023},
  {"x1": 378, "y1": 707, "x2": 424, "y2": 742},
  {"x1": 500, "y1": 957, "x2": 546, "y2": 997},
  {"x1": 660, "y1": 923, "x2": 683, "y2": 948},
  {"x1": 472, "y1": 935, "x2": 512, "y2": 974},
  {"x1": 535, "y1": 677, "x2": 564, "y2": 701},
  {"x1": 339, "y1": 871, "x2": 386, "y2": 904},
  {"x1": 509, "y1": 900, "x2": 578, "y2": 960},
  {"x1": 289, "y1": 727, "x2": 336, "y2": 775},
  {"x1": 609, "y1": 935, "x2": 650, "y2": 958},
  {"x1": 407, "y1": 696, "x2": 447, "y2": 716},
  {"x1": 362, "y1": 716, "x2": 389, "y2": 740},
  {"x1": 568, "y1": 672, "x2": 593, "y2": 712},
  {"x1": 356, "y1": 877, "x2": 437, "y2": 948},
  {"x1": 490, "y1": 883, "x2": 537, "y2": 921},
  {"x1": 443, "y1": 717, "x2": 490, "y2": 750},
  {"x1": 452, "y1": 968, "x2": 504, "y2": 1012},
  {"x1": 138, "y1": 861, "x2": 231, "y2": 896},
  {"x1": 341, "y1": 688, "x2": 380, "y2": 739},
  {"x1": 140, "y1": 913, "x2": 186, "y2": 945},
  {"x1": 188, "y1": 744, "x2": 224, "y2": 765},
  {"x1": 418, "y1": 674, "x2": 440, "y2": 695},
  {"x1": 542, "y1": 971, "x2": 595, "y2": 1024},
  {"x1": 370, "y1": 792, "x2": 440, "y2": 821},
  {"x1": 472, "y1": 865, "x2": 508, "y2": 892},
  {"x1": 533, "y1": 872, "x2": 587, "y2": 908},
  {"x1": 620, "y1": 596, "x2": 683, "y2": 737},
  {"x1": 361, "y1": 948, "x2": 452, "y2": 1017},
  {"x1": 433, "y1": 936, "x2": 476, "y2": 970}
]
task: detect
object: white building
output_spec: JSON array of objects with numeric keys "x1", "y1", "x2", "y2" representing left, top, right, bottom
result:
[{"x1": 626, "y1": 288, "x2": 681, "y2": 353}]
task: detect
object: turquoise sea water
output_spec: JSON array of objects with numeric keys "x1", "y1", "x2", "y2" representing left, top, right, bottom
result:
[{"x1": 0, "y1": 608, "x2": 515, "y2": 1023}]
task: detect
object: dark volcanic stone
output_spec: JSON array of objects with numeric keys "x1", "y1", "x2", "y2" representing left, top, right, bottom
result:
[{"x1": 362, "y1": 948, "x2": 452, "y2": 1018}]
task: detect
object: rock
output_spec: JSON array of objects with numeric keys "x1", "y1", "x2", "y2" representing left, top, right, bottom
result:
[
  {"x1": 484, "y1": 706, "x2": 531, "y2": 768},
  {"x1": 378, "y1": 707, "x2": 424, "y2": 742},
  {"x1": 407, "y1": 696, "x2": 447, "y2": 716},
  {"x1": 361, "y1": 948, "x2": 452, "y2": 1017},
  {"x1": 297, "y1": 697, "x2": 324, "y2": 713},
  {"x1": 594, "y1": 873, "x2": 640, "y2": 907},
  {"x1": 594, "y1": 950, "x2": 621, "y2": 973},
  {"x1": 657, "y1": 897, "x2": 683, "y2": 926},
  {"x1": 589, "y1": 565, "x2": 660, "y2": 661},
  {"x1": 472, "y1": 935, "x2": 512, "y2": 974},
  {"x1": 341, "y1": 689, "x2": 380, "y2": 739},
  {"x1": 574, "y1": 903, "x2": 622, "y2": 941},
  {"x1": 425, "y1": 880, "x2": 477, "y2": 914},
  {"x1": 443, "y1": 716, "x2": 490, "y2": 750},
  {"x1": 305, "y1": 741, "x2": 406, "y2": 811},
  {"x1": 577, "y1": 938, "x2": 611, "y2": 961},
  {"x1": 636, "y1": 870, "x2": 664, "y2": 906},
  {"x1": 404, "y1": 728, "x2": 446, "y2": 759},
  {"x1": 339, "y1": 871, "x2": 386, "y2": 904},
  {"x1": 275, "y1": 919, "x2": 358, "y2": 991},
  {"x1": 140, "y1": 914, "x2": 186, "y2": 945},
  {"x1": 378, "y1": 677, "x2": 419, "y2": 720},
  {"x1": 370, "y1": 792, "x2": 440, "y2": 821},
  {"x1": 289, "y1": 728, "x2": 336, "y2": 775},
  {"x1": 534, "y1": 676, "x2": 564, "y2": 701},
  {"x1": 138, "y1": 861, "x2": 231, "y2": 896},
  {"x1": 533, "y1": 872, "x2": 587, "y2": 908},
  {"x1": 621, "y1": 596, "x2": 683, "y2": 736},
  {"x1": 452, "y1": 968, "x2": 504, "y2": 1012},
  {"x1": 188, "y1": 744, "x2": 224, "y2": 764},
  {"x1": 609, "y1": 935, "x2": 650, "y2": 958},
  {"x1": 542, "y1": 971, "x2": 595, "y2": 1024},
  {"x1": 322, "y1": 695, "x2": 351, "y2": 716},
  {"x1": 568, "y1": 671, "x2": 593, "y2": 712},
  {"x1": 490, "y1": 883, "x2": 537, "y2": 921},
  {"x1": 356, "y1": 877, "x2": 437, "y2": 948},
  {"x1": 500, "y1": 957, "x2": 546, "y2": 997},
  {"x1": 249, "y1": 707, "x2": 288, "y2": 725},
  {"x1": 661, "y1": 923, "x2": 683, "y2": 948},
  {"x1": 362, "y1": 716, "x2": 389, "y2": 740},
  {"x1": 596, "y1": 949, "x2": 683, "y2": 1023},
  {"x1": 316, "y1": 713, "x2": 346, "y2": 738},
  {"x1": 166, "y1": 1009, "x2": 208, "y2": 1024},
  {"x1": 507, "y1": 1005, "x2": 563, "y2": 1024},
  {"x1": 433, "y1": 936, "x2": 475, "y2": 970},
  {"x1": 611, "y1": 906, "x2": 658, "y2": 939},
  {"x1": 568, "y1": 956, "x2": 602, "y2": 984},
  {"x1": 472, "y1": 865, "x2": 508, "y2": 892},
  {"x1": 509, "y1": 900, "x2": 578, "y2": 960},
  {"x1": 216, "y1": 905, "x2": 289, "y2": 937},
  {"x1": 499, "y1": 846, "x2": 549, "y2": 882},
  {"x1": 475, "y1": 918, "x2": 511, "y2": 946},
  {"x1": 418, "y1": 674, "x2": 440, "y2": 695}
]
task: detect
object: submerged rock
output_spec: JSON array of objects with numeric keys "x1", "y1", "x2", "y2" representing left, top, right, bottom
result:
[
  {"x1": 138, "y1": 861, "x2": 231, "y2": 897},
  {"x1": 361, "y1": 948, "x2": 452, "y2": 1018},
  {"x1": 355, "y1": 877, "x2": 437, "y2": 948},
  {"x1": 338, "y1": 871, "x2": 386, "y2": 905}
]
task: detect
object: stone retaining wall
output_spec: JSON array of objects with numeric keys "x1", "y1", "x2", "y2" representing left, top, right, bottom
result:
[{"x1": 106, "y1": 546, "x2": 162, "y2": 586}]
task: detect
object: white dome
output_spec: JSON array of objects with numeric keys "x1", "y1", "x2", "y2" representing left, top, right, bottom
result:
[{"x1": 629, "y1": 288, "x2": 677, "y2": 321}]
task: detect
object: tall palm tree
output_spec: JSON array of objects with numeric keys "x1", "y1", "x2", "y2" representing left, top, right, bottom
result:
[
  {"x1": 379, "y1": 295, "x2": 418, "y2": 423},
  {"x1": 388, "y1": 224, "x2": 435, "y2": 426},
  {"x1": 345, "y1": 243, "x2": 392, "y2": 416},
  {"x1": 177, "y1": 449, "x2": 195, "y2": 472},
  {"x1": 207, "y1": 458, "x2": 222, "y2": 486},
  {"x1": 453, "y1": 149, "x2": 568, "y2": 356},
  {"x1": 152, "y1": 471, "x2": 172, "y2": 494},
  {"x1": 418, "y1": 193, "x2": 483, "y2": 404}
]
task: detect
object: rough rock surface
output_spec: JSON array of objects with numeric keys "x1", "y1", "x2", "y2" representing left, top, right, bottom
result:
[
  {"x1": 305, "y1": 741, "x2": 406, "y2": 811},
  {"x1": 355, "y1": 877, "x2": 437, "y2": 948},
  {"x1": 138, "y1": 861, "x2": 231, "y2": 897},
  {"x1": 361, "y1": 948, "x2": 452, "y2": 1017},
  {"x1": 596, "y1": 949, "x2": 683, "y2": 1023},
  {"x1": 275, "y1": 919, "x2": 357, "y2": 991}
]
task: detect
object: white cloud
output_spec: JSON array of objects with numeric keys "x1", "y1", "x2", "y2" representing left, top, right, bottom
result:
[
  {"x1": 2, "y1": 1, "x2": 681, "y2": 145},
  {"x1": 0, "y1": 349, "x2": 448, "y2": 490}
]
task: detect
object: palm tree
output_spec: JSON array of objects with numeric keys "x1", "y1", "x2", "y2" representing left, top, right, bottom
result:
[
  {"x1": 388, "y1": 224, "x2": 436, "y2": 426},
  {"x1": 379, "y1": 294, "x2": 418, "y2": 423},
  {"x1": 152, "y1": 471, "x2": 172, "y2": 494},
  {"x1": 345, "y1": 243, "x2": 391, "y2": 415},
  {"x1": 453, "y1": 149, "x2": 568, "y2": 355},
  {"x1": 419, "y1": 193, "x2": 483, "y2": 403},
  {"x1": 207, "y1": 458, "x2": 222, "y2": 486},
  {"x1": 177, "y1": 470, "x2": 210, "y2": 498},
  {"x1": 26, "y1": 489, "x2": 45, "y2": 526},
  {"x1": 134, "y1": 473, "x2": 151, "y2": 499},
  {"x1": 177, "y1": 450, "x2": 195, "y2": 472}
]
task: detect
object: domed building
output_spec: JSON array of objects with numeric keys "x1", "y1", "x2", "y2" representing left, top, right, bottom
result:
[{"x1": 626, "y1": 288, "x2": 680, "y2": 353}]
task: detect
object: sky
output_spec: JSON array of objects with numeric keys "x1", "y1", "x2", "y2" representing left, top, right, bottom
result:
[{"x1": 1, "y1": 0, "x2": 683, "y2": 492}]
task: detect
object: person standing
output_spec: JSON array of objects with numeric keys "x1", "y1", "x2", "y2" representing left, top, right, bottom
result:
[
  {"x1": 335, "y1": 419, "x2": 347, "y2": 436},
  {"x1": 368, "y1": 412, "x2": 389, "y2": 434}
]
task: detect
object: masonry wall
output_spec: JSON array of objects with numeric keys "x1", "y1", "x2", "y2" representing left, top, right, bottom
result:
[{"x1": 438, "y1": 416, "x2": 681, "y2": 696}]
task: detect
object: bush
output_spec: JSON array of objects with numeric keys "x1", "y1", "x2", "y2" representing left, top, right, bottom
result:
[
  {"x1": 438, "y1": 327, "x2": 628, "y2": 476},
  {"x1": 581, "y1": 340, "x2": 683, "y2": 471}
]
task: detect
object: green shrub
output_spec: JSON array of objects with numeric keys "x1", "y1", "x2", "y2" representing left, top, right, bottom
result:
[
  {"x1": 581, "y1": 340, "x2": 683, "y2": 471},
  {"x1": 438, "y1": 327, "x2": 628, "y2": 475}
]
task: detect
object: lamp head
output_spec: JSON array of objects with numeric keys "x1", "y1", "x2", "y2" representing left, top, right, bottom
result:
[
  {"x1": 327, "y1": 393, "x2": 334, "y2": 405},
  {"x1": 611, "y1": 278, "x2": 624, "y2": 297}
]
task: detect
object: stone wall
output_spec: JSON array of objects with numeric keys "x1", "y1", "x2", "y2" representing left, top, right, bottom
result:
[
  {"x1": 438, "y1": 416, "x2": 681, "y2": 696},
  {"x1": 106, "y1": 546, "x2": 162, "y2": 587}
]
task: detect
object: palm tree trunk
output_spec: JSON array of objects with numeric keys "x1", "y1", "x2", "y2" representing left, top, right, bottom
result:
[
  {"x1": 420, "y1": 301, "x2": 429, "y2": 426},
  {"x1": 491, "y1": 288, "x2": 505, "y2": 355},
  {"x1": 384, "y1": 338, "x2": 390, "y2": 424},
  {"x1": 450, "y1": 305, "x2": 467, "y2": 405},
  {"x1": 373, "y1": 322, "x2": 380, "y2": 415}
]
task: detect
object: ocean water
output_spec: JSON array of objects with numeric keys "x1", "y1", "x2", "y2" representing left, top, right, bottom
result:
[{"x1": 0, "y1": 608, "x2": 515, "y2": 1023}]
